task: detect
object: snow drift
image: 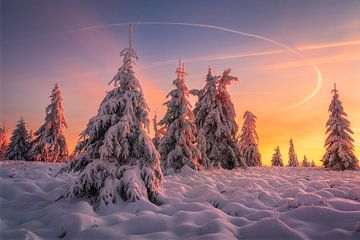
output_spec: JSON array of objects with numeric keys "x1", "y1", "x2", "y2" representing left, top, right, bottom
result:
[{"x1": 1, "y1": 161, "x2": 360, "y2": 239}]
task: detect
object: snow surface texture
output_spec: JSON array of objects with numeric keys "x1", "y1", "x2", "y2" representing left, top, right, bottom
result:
[{"x1": 1, "y1": 161, "x2": 360, "y2": 240}]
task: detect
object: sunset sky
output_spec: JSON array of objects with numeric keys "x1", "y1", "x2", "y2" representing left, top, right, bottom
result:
[{"x1": 2, "y1": 0, "x2": 360, "y2": 165}]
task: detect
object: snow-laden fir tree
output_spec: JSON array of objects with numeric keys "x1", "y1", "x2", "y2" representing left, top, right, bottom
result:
[
  {"x1": 191, "y1": 68, "x2": 246, "y2": 169},
  {"x1": 4, "y1": 117, "x2": 30, "y2": 160},
  {"x1": 271, "y1": 146, "x2": 283, "y2": 166},
  {"x1": 152, "y1": 113, "x2": 164, "y2": 150},
  {"x1": 288, "y1": 138, "x2": 299, "y2": 167},
  {"x1": 322, "y1": 84, "x2": 358, "y2": 170},
  {"x1": 60, "y1": 25, "x2": 163, "y2": 207},
  {"x1": 28, "y1": 83, "x2": 68, "y2": 162},
  {"x1": 0, "y1": 123, "x2": 9, "y2": 160},
  {"x1": 310, "y1": 160, "x2": 316, "y2": 167},
  {"x1": 302, "y1": 155, "x2": 309, "y2": 167},
  {"x1": 214, "y1": 69, "x2": 246, "y2": 169},
  {"x1": 190, "y1": 68, "x2": 220, "y2": 169},
  {"x1": 158, "y1": 60, "x2": 201, "y2": 173},
  {"x1": 238, "y1": 111, "x2": 261, "y2": 166}
]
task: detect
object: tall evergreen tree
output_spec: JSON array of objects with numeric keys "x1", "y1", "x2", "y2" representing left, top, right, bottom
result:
[
  {"x1": 288, "y1": 138, "x2": 299, "y2": 167},
  {"x1": 191, "y1": 68, "x2": 246, "y2": 169},
  {"x1": 215, "y1": 69, "x2": 246, "y2": 169},
  {"x1": 4, "y1": 118, "x2": 30, "y2": 160},
  {"x1": 61, "y1": 25, "x2": 163, "y2": 207},
  {"x1": 158, "y1": 60, "x2": 201, "y2": 173},
  {"x1": 302, "y1": 155, "x2": 309, "y2": 167},
  {"x1": 239, "y1": 111, "x2": 262, "y2": 166},
  {"x1": 29, "y1": 83, "x2": 68, "y2": 162},
  {"x1": 191, "y1": 68, "x2": 220, "y2": 169},
  {"x1": 271, "y1": 146, "x2": 283, "y2": 166},
  {"x1": 0, "y1": 123, "x2": 9, "y2": 160},
  {"x1": 322, "y1": 83, "x2": 358, "y2": 170}
]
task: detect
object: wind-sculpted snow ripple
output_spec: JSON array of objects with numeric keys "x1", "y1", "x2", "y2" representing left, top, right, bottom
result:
[{"x1": 1, "y1": 161, "x2": 360, "y2": 239}]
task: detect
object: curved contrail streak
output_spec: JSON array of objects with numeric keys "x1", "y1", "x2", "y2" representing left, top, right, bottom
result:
[
  {"x1": 6, "y1": 21, "x2": 321, "y2": 114},
  {"x1": 64, "y1": 21, "x2": 322, "y2": 114}
]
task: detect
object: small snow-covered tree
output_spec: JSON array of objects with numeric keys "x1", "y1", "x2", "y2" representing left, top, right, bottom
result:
[
  {"x1": 4, "y1": 117, "x2": 30, "y2": 160},
  {"x1": 302, "y1": 155, "x2": 309, "y2": 167},
  {"x1": 239, "y1": 111, "x2": 261, "y2": 166},
  {"x1": 152, "y1": 113, "x2": 164, "y2": 150},
  {"x1": 158, "y1": 61, "x2": 201, "y2": 173},
  {"x1": 0, "y1": 123, "x2": 9, "y2": 160},
  {"x1": 310, "y1": 160, "x2": 316, "y2": 167},
  {"x1": 271, "y1": 146, "x2": 283, "y2": 166},
  {"x1": 288, "y1": 138, "x2": 299, "y2": 167},
  {"x1": 60, "y1": 27, "x2": 163, "y2": 207},
  {"x1": 322, "y1": 84, "x2": 359, "y2": 170},
  {"x1": 29, "y1": 83, "x2": 68, "y2": 162}
]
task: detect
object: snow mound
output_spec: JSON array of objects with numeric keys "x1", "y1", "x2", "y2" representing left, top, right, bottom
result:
[
  {"x1": 295, "y1": 193, "x2": 326, "y2": 206},
  {"x1": 1, "y1": 162, "x2": 360, "y2": 239},
  {"x1": 349, "y1": 187, "x2": 360, "y2": 201}
]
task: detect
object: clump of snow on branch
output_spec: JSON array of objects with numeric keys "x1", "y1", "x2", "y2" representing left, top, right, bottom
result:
[
  {"x1": 158, "y1": 62, "x2": 202, "y2": 173},
  {"x1": 322, "y1": 84, "x2": 359, "y2": 170},
  {"x1": 60, "y1": 42, "x2": 163, "y2": 208},
  {"x1": 4, "y1": 117, "x2": 31, "y2": 160},
  {"x1": 271, "y1": 146, "x2": 284, "y2": 166},
  {"x1": 239, "y1": 111, "x2": 262, "y2": 166},
  {"x1": 28, "y1": 83, "x2": 68, "y2": 162},
  {"x1": 288, "y1": 138, "x2": 299, "y2": 167}
]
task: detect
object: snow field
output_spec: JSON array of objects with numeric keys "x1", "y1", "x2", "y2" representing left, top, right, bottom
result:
[{"x1": 1, "y1": 161, "x2": 360, "y2": 239}]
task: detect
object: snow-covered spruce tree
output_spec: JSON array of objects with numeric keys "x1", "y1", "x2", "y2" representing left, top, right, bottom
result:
[
  {"x1": 29, "y1": 83, "x2": 68, "y2": 162},
  {"x1": 0, "y1": 123, "x2": 9, "y2": 160},
  {"x1": 61, "y1": 28, "x2": 163, "y2": 207},
  {"x1": 158, "y1": 61, "x2": 201, "y2": 173},
  {"x1": 322, "y1": 84, "x2": 359, "y2": 170},
  {"x1": 288, "y1": 138, "x2": 299, "y2": 167},
  {"x1": 215, "y1": 69, "x2": 246, "y2": 169},
  {"x1": 191, "y1": 68, "x2": 246, "y2": 169},
  {"x1": 190, "y1": 68, "x2": 220, "y2": 169},
  {"x1": 302, "y1": 155, "x2": 309, "y2": 167},
  {"x1": 152, "y1": 113, "x2": 164, "y2": 151},
  {"x1": 238, "y1": 111, "x2": 262, "y2": 166},
  {"x1": 271, "y1": 146, "x2": 283, "y2": 166},
  {"x1": 4, "y1": 117, "x2": 30, "y2": 160},
  {"x1": 310, "y1": 160, "x2": 316, "y2": 167}
]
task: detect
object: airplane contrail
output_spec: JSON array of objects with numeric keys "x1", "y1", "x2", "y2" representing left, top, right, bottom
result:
[
  {"x1": 4, "y1": 21, "x2": 326, "y2": 114},
  {"x1": 94, "y1": 22, "x2": 323, "y2": 115},
  {"x1": 141, "y1": 40, "x2": 360, "y2": 69}
]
